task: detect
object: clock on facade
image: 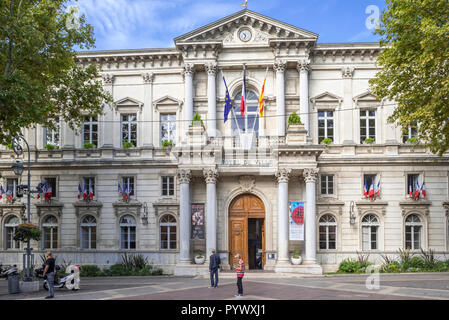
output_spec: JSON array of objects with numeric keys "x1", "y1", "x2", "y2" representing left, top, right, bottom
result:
[{"x1": 239, "y1": 29, "x2": 252, "y2": 42}]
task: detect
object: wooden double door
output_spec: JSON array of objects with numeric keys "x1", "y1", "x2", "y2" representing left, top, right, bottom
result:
[{"x1": 229, "y1": 194, "x2": 266, "y2": 270}]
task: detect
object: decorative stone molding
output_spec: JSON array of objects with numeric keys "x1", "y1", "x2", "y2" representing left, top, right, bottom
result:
[
  {"x1": 303, "y1": 168, "x2": 319, "y2": 183},
  {"x1": 112, "y1": 200, "x2": 142, "y2": 218},
  {"x1": 177, "y1": 169, "x2": 191, "y2": 184},
  {"x1": 203, "y1": 169, "x2": 219, "y2": 184},
  {"x1": 317, "y1": 200, "x2": 345, "y2": 216},
  {"x1": 238, "y1": 176, "x2": 256, "y2": 192},
  {"x1": 275, "y1": 168, "x2": 291, "y2": 183},
  {"x1": 35, "y1": 201, "x2": 64, "y2": 217},
  {"x1": 399, "y1": 200, "x2": 431, "y2": 216},
  {"x1": 444, "y1": 202, "x2": 449, "y2": 217},
  {"x1": 0, "y1": 203, "x2": 26, "y2": 220},
  {"x1": 101, "y1": 73, "x2": 114, "y2": 85},
  {"x1": 73, "y1": 201, "x2": 103, "y2": 217},
  {"x1": 153, "y1": 200, "x2": 180, "y2": 217},
  {"x1": 205, "y1": 62, "x2": 217, "y2": 75},
  {"x1": 355, "y1": 201, "x2": 388, "y2": 216},
  {"x1": 297, "y1": 59, "x2": 310, "y2": 73},
  {"x1": 142, "y1": 72, "x2": 154, "y2": 84},
  {"x1": 273, "y1": 60, "x2": 286, "y2": 73},
  {"x1": 341, "y1": 66, "x2": 355, "y2": 78},
  {"x1": 182, "y1": 63, "x2": 195, "y2": 76}
]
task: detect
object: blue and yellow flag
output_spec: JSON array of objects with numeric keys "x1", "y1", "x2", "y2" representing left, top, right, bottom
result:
[{"x1": 222, "y1": 73, "x2": 233, "y2": 123}]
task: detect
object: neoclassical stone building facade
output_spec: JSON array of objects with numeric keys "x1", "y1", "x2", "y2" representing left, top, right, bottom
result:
[{"x1": 1, "y1": 9, "x2": 449, "y2": 274}]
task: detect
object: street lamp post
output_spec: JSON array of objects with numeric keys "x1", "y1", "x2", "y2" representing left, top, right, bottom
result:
[{"x1": 11, "y1": 136, "x2": 34, "y2": 281}]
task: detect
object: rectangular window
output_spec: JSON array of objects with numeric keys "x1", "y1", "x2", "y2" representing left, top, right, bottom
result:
[
  {"x1": 161, "y1": 114, "x2": 177, "y2": 145},
  {"x1": 162, "y1": 176, "x2": 175, "y2": 196},
  {"x1": 45, "y1": 118, "x2": 60, "y2": 147},
  {"x1": 363, "y1": 174, "x2": 377, "y2": 194},
  {"x1": 6, "y1": 178, "x2": 18, "y2": 198},
  {"x1": 121, "y1": 114, "x2": 137, "y2": 147},
  {"x1": 318, "y1": 111, "x2": 334, "y2": 143},
  {"x1": 407, "y1": 174, "x2": 420, "y2": 196},
  {"x1": 360, "y1": 110, "x2": 376, "y2": 143},
  {"x1": 321, "y1": 175, "x2": 334, "y2": 195},
  {"x1": 362, "y1": 226, "x2": 377, "y2": 250},
  {"x1": 402, "y1": 122, "x2": 418, "y2": 143},
  {"x1": 82, "y1": 177, "x2": 95, "y2": 197},
  {"x1": 42, "y1": 177, "x2": 57, "y2": 198},
  {"x1": 82, "y1": 116, "x2": 98, "y2": 146},
  {"x1": 122, "y1": 177, "x2": 135, "y2": 196}
]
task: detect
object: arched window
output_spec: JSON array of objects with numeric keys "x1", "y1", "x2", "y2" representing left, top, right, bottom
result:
[
  {"x1": 80, "y1": 215, "x2": 97, "y2": 249},
  {"x1": 405, "y1": 214, "x2": 422, "y2": 250},
  {"x1": 361, "y1": 214, "x2": 379, "y2": 250},
  {"x1": 319, "y1": 214, "x2": 337, "y2": 250},
  {"x1": 160, "y1": 215, "x2": 177, "y2": 250},
  {"x1": 5, "y1": 216, "x2": 20, "y2": 249},
  {"x1": 232, "y1": 90, "x2": 259, "y2": 136},
  {"x1": 42, "y1": 215, "x2": 58, "y2": 249},
  {"x1": 120, "y1": 215, "x2": 136, "y2": 250}
]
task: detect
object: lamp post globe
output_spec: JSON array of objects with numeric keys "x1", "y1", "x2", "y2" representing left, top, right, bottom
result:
[{"x1": 12, "y1": 161, "x2": 24, "y2": 176}]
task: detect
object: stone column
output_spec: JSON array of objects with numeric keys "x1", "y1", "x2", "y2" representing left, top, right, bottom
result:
[
  {"x1": 298, "y1": 60, "x2": 310, "y2": 136},
  {"x1": 206, "y1": 63, "x2": 217, "y2": 137},
  {"x1": 342, "y1": 67, "x2": 355, "y2": 144},
  {"x1": 177, "y1": 169, "x2": 192, "y2": 263},
  {"x1": 142, "y1": 73, "x2": 154, "y2": 147},
  {"x1": 303, "y1": 168, "x2": 319, "y2": 265},
  {"x1": 183, "y1": 63, "x2": 194, "y2": 136},
  {"x1": 276, "y1": 168, "x2": 291, "y2": 264},
  {"x1": 204, "y1": 169, "x2": 218, "y2": 259},
  {"x1": 274, "y1": 60, "x2": 286, "y2": 137},
  {"x1": 101, "y1": 74, "x2": 114, "y2": 148}
]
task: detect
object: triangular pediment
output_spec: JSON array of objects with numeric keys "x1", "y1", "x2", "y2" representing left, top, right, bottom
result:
[
  {"x1": 115, "y1": 97, "x2": 144, "y2": 106},
  {"x1": 153, "y1": 95, "x2": 183, "y2": 107},
  {"x1": 310, "y1": 92, "x2": 343, "y2": 103},
  {"x1": 174, "y1": 9, "x2": 318, "y2": 46},
  {"x1": 353, "y1": 91, "x2": 379, "y2": 103}
]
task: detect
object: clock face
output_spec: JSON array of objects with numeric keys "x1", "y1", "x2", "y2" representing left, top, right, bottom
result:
[{"x1": 239, "y1": 29, "x2": 251, "y2": 42}]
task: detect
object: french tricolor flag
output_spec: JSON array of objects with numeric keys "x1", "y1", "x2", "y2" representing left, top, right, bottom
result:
[
  {"x1": 0, "y1": 185, "x2": 4, "y2": 200},
  {"x1": 413, "y1": 180, "x2": 420, "y2": 199},
  {"x1": 240, "y1": 66, "x2": 246, "y2": 117},
  {"x1": 83, "y1": 184, "x2": 88, "y2": 201},
  {"x1": 363, "y1": 181, "x2": 368, "y2": 198},
  {"x1": 420, "y1": 181, "x2": 426, "y2": 198},
  {"x1": 408, "y1": 180, "x2": 413, "y2": 198},
  {"x1": 123, "y1": 183, "x2": 129, "y2": 201},
  {"x1": 77, "y1": 184, "x2": 82, "y2": 199},
  {"x1": 118, "y1": 183, "x2": 122, "y2": 196},
  {"x1": 88, "y1": 184, "x2": 94, "y2": 199},
  {"x1": 375, "y1": 180, "x2": 381, "y2": 197},
  {"x1": 368, "y1": 181, "x2": 375, "y2": 198}
]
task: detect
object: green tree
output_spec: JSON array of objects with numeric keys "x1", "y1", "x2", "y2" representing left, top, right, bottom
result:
[
  {"x1": 0, "y1": 0, "x2": 112, "y2": 145},
  {"x1": 370, "y1": 0, "x2": 449, "y2": 156}
]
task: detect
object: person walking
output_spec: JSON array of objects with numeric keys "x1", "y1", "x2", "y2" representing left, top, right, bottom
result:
[
  {"x1": 234, "y1": 253, "x2": 245, "y2": 297},
  {"x1": 208, "y1": 249, "x2": 221, "y2": 288},
  {"x1": 42, "y1": 250, "x2": 55, "y2": 299}
]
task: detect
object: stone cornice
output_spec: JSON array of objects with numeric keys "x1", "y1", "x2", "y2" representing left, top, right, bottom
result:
[
  {"x1": 35, "y1": 201, "x2": 65, "y2": 217},
  {"x1": 152, "y1": 200, "x2": 180, "y2": 217},
  {"x1": 0, "y1": 203, "x2": 26, "y2": 219},
  {"x1": 112, "y1": 200, "x2": 143, "y2": 217},
  {"x1": 355, "y1": 200, "x2": 388, "y2": 216}
]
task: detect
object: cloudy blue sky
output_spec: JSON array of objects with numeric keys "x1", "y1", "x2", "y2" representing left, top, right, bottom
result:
[{"x1": 71, "y1": 0, "x2": 387, "y2": 51}]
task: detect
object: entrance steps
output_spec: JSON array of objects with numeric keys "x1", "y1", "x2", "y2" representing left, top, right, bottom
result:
[{"x1": 195, "y1": 270, "x2": 322, "y2": 279}]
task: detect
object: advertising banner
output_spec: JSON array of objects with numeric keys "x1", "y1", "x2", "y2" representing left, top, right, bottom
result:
[
  {"x1": 191, "y1": 204, "x2": 205, "y2": 240},
  {"x1": 289, "y1": 201, "x2": 304, "y2": 240}
]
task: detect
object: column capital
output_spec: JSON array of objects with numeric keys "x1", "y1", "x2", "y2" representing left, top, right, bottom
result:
[
  {"x1": 101, "y1": 73, "x2": 114, "y2": 85},
  {"x1": 177, "y1": 169, "x2": 192, "y2": 184},
  {"x1": 142, "y1": 72, "x2": 154, "y2": 84},
  {"x1": 205, "y1": 62, "x2": 217, "y2": 75},
  {"x1": 203, "y1": 169, "x2": 219, "y2": 184},
  {"x1": 303, "y1": 168, "x2": 319, "y2": 183},
  {"x1": 273, "y1": 60, "x2": 286, "y2": 73},
  {"x1": 275, "y1": 168, "x2": 291, "y2": 183},
  {"x1": 297, "y1": 59, "x2": 310, "y2": 73},
  {"x1": 341, "y1": 66, "x2": 355, "y2": 78},
  {"x1": 182, "y1": 63, "x2": 195, "y2": 76}
]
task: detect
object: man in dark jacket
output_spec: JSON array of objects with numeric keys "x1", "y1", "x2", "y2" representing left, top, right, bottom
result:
[{"x1": 208, "y1": 249, "x2": 221, "y2": 288}]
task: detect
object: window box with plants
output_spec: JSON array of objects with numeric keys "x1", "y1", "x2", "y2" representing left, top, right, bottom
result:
[
  {"x1": 405, "y1": 137, "x2": 418, "y2": 145},
  {"x1": 363, "y1": 137, "x2": 375, "y2": 145},
  {"x1": 83, "y1": 142, "x2": 97, "y2": 150},
  {"x1": 194, "y1": 250, "x2": 205, "y2": 264},
  {"x1": 287, "y1": 111, "x2": 304, "y2": 129},
  {"x1": 122, "y1": 141, "x2": 135, "y2": 150},
  {"x1": 321, "y1": 138, "x2": 333, "y2": 146},
  {"x1": 291, "y1": 248, "x2": 302, "y2": 265},
  {"x1": 161, "y1": 140, "x2": 174, "y2": 151},
  {"x1": 45, "y1": 144, "x2": 59, "y2": 152}
]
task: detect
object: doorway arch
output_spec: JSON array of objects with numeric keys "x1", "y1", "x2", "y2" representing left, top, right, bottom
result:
[{"x1": 229, "y1": 193, "x2": 266, "y2": 270}]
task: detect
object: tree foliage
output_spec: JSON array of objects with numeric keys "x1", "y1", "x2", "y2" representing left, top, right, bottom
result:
[
  {"x1": 0, "y1": 0, "x2": 112, "y2": 145},
  {"x1": 370, "y1": 0, "x2": 449, "y2": 156}
]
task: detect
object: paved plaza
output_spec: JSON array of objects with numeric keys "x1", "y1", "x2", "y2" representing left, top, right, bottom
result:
[{"x1": 1, "y1": 272, "x2": 449, "y2": 300}]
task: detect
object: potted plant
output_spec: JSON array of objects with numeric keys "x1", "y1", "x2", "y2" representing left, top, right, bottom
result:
[
  {"x1": 364, "y1": 137, "x2": 375, "y2": 145},
  {"x1": 406, "y1": 137, "x2": 417, "y2": 145},
  {"x1": 13, "y1": 223, "x2": 42, "y2": 242},
  {"x1": 45, "y1": 144, "x2": 58, "y2": 151},
  {"x1": 162, "y1": 140, "x2": 173, "y2": 150},
  {"x1": 194, "y1": 250, "x2": 205, "y2": 264},
  {"x1": 83, "y1": 142, "x2": 96, "y2": 149},
  {"x1": 192, "y1": 113, "x2": 204, "y2": 127},
  {"x1": 291, "y1": 248, "x2": 302, "y2": 265},
  {"x1": 321, "y1": 137, "x2": 333, "y2": 146},
  {"x1": 288, "y1": 111, "x2": 302, "y2": 126},
  {"x1": 122, "y1": 141, "x2": 135, "y2": 149}
]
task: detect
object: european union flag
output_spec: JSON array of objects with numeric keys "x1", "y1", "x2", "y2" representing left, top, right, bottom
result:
[{"x1": 223, "y1": 74, "x2": 232, "y2": 123}]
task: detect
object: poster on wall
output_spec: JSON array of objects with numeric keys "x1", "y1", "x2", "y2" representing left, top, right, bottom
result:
[
  {"x1": 191, "y1": 203, "x2": 205, "y2": 240},
  {"x1": 289, "y1": 201, "x2": 304, "y2": 241}
]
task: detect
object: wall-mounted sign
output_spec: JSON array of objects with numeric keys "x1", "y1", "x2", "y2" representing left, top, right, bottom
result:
[
  {"x1": 191, "y1": 203, "x2": 205, "y2": 240},
  {"x1": 289, "y1": 201, "x2": 304, "y2": 241}
]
